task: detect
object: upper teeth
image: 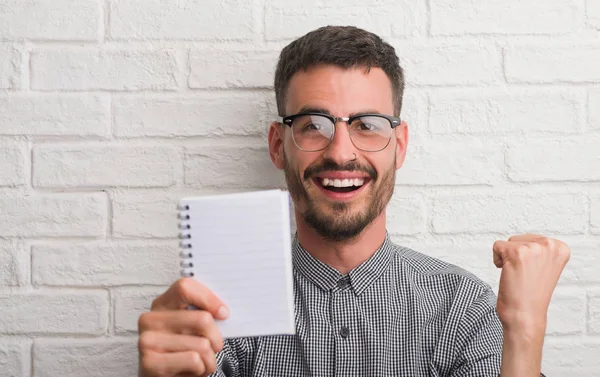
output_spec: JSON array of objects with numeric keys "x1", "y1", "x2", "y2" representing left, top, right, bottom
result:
[{"x1": 322, "y1": 178, "x2": 365, "y2": 187}]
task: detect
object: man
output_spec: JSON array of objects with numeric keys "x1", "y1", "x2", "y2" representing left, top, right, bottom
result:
[{"x1": 138, "y1": 26, "x2": 570, "y2": 376}]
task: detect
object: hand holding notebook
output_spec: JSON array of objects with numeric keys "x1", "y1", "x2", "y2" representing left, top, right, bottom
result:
[{"x1": 178, "y1": 190, "x2": 296, "y2": 339}]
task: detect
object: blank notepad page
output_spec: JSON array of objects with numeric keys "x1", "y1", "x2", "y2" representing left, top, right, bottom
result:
[{"x1": 179, "y1": 190, "x2": 295, "y2": 339}]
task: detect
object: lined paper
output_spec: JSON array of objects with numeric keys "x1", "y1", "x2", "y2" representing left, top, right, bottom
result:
[{"x1": 179, "y1": 190, "x2": 295, "y2": 338}]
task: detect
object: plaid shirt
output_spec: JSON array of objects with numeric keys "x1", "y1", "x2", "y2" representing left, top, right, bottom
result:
[{"x1": 210, "y1": 234, "x2": 542, "y2": 376}]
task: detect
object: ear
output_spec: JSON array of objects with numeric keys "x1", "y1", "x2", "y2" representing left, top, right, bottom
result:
[
  {"x1": 394, "y1": 121, "x2": 409, "y2": 170},
  {"x1": 268, "y1": 121, "x2": 285, "y2": 170}
]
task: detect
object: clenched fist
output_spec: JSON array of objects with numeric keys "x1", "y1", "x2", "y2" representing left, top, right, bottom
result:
[
  {"x1": 494, "y1": 234, "x2": 570, "y2": 376},
  {"x1": 493, "y1": 234, "x2": 570, "y2": 331}
]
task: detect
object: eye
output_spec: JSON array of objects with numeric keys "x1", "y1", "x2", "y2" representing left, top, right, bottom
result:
[
  {"x1": 352, "y1": 116, "x2": 388, "y2": 134},
  {"x1": 296, "y1": 115, "x2": 331, "y2": 133},
  {"x1": 303, "y1": 122, "x2": 321, "y2": 131},
  {"x1": 354, "y1": 119, "x2": 381, "y2": 131},
  {"x1": 359, "y1": 122, "x2": 376, "y2": 131}
]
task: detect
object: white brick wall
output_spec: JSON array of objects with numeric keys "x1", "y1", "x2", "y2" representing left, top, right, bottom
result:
[
  {"x1": 0, "y1": 0, "x2": 598, "y2": 375},
  {"x1": 0, "y1": 44, "x2": 22, "y2": 89},
  {"x1": 430, "y1": 0, "x2": 579, "y2": 35},
  {"x1": 0, "y1": 94, "x2": 110, "y2": 136},
  {"x1": 0, "y1": 341, "x2": 30, "y2": 377},
  {"x1": 33, "y1": 339, "x2": 138, "y2": 377},
  {"x1": 0, "y1": 0, "x2": 99, "y2": 41},
  {"x1": 505, "y1": 44, "x2": 600, "y2": 83},
  {"x1": 0, "y1": 291, "x2": 108, "y2": 334},
  {"x1": 109, "y1": 0, "x2": 254, "y2": 41}
]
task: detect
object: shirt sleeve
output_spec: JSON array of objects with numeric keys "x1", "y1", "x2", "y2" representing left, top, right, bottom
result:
[
  {"x1": 448, "y1": 287, "x2": 546, "y2": 377},
  {"x1": 207, "y1": 338, "x2": 251, "y2": 377},
  {"x1": 448, "y1": 285, "x2": 503, "y2": 377}
]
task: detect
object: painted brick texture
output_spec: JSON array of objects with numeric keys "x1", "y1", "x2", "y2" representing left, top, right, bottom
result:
[{"x1": 0, "y1": 0, "x2": 596, "y2": 376}]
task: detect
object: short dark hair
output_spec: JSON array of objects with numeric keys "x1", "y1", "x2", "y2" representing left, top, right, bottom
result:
[{"x1": 274, "y1": 25, "x2": 405, "y2": 117}]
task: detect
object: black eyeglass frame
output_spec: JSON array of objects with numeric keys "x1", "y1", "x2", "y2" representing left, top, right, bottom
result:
[{"x1": 281, "y1": 112, "x2": 402, "y2": 152}]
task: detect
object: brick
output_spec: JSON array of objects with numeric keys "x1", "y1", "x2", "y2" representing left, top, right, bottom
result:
[
  {"x1": 113, "y1": 93, "x2": 276, "y2": 138},
  {"x1": 399, "y1": 43, "x2": 501, "y2": 86},
  {"x1": 31, "y1": 49, "x2": 178, "y2": 91},
  {"x1": 559, "y1": 243, "x2": 600, "y2": 284},
  {"x1": 32, "y1": 241, "x2": 180, "y2": 286},
  {"x1": 592, "y1": 196, "x2": 600, "y2": 234},
  {"x1": 0, "y1": 44, "x2": 21, "y2": 89},
  {"x1": 429, "y1": 89, "x2": 582, "y2": 134},
  {"x1": 265, "y1": 0, "x2": 423, "y2": 40},
  {"x1": 0, "y1": 244, "x2": 18, "y2": 286},
  {"x1": 401, "y1": 92, "x2": 426, "y2": 132},
  {"x1": 0, "y1": 0, "x2": 98, "y2": 41},
  {"x1": 185, "y1": 145, "x2": 285, "y2": 188},
  {"x1": 542, "y1": 340, "x2": 600, "y2": 374},
  {"x1": 386, "y1": 194, "x2": 426, "y2": 235},
  {"x1": 0, "y1": 193, "x2": 106, "y2": 237},
  {"x1": 589, "y1": 0, "x2": 600, "y2": 29},
  {"x1": 589, "y1": 90, "x2": 600, "y2": 131},
  {"x1": 34, "y1": 339, "x2": 137, "y2": 377},
  {"x1": 545, "y1": 288, "x2": 585, "y2": 335},
  {"x1": 396, "y1": 142, "x2": 503, "y2": 185},
  {"x1": 398, "y1": 92, "x2": 428, "y2": 149},
  {"x1": 432, "y1": 193, "x2": 586, "y2": 234},
  {"x1": 414, "y1": 243, "x2": 501, "y2": 288},
  {"x1": 507, "y1": 141, "x2": 600, "y2": 182},
  {"x1": 0, "y1": 340, "x2": 30, "y2": 377},
  {"x1": 112, "y1": 190, "x2": 198, "y2": 239},
  {"x1": 0, "y1": 142, "x2": 26, "y2": 187},
  {"x1": 189, "y1": 51, "x2": 278, "y2": 89},
  {"x1": 431, "y1": 0, "x2": 579, "y2": 35},
  {"x1": 0, "y1": 292, "x2": 107, "y2": 334},
  {"x1": 114, "y1": 287, "x2": 166, "y2": 333},
  {"x1": 0, "y1": 94, "x2": 109, "y2": 137},
  {"x1": 0, "y1": 242, "x2": 28, "y2": 286},
  {"x1": 506, "y1": 45, "x2": 600, "y2": 83},
  {"x1": 33, "y1": 144, "x2": 179, "y2": 188},
  {"x1": 109, "y1": 0, "x2": 253, "y2": 40},
  {"x1": 588, "y1": 290, "x2": 600, "y2": 334}
]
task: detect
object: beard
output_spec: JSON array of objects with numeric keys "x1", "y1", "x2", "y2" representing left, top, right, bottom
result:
[{"x1": 283, "y1": 149, "x2": 396, "y2": 243}]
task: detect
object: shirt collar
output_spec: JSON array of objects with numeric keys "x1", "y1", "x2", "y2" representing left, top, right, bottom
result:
[{"x1": 292, "y1": 232, "x2": 396, "y2": 296}]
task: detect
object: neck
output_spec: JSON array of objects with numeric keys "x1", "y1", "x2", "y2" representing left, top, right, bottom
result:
[{"x1": 295, "y1": 209, "x2": 388, "y2": 274}]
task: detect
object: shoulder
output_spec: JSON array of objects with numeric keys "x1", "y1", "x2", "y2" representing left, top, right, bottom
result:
[{"x1": 388, "y1": 242, "x2": 494, "y2": 298}]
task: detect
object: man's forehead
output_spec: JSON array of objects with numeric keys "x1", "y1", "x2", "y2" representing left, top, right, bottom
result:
[{"x1": 284, "y1": 65, "x2": 394, "y2": 115}]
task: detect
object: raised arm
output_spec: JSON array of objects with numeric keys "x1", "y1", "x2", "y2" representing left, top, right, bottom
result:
[{"x1": 493, "y1": 235, "x2": 570, "y2": 376}]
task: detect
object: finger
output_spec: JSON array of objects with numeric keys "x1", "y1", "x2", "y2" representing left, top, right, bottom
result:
[
  {"x1": 492, "y1": 240, "x2": 531, "y2": 268},
  {"x1": 138, "y1": 311, "x2": 224, "y2": 353},
  {"x1": 139, "y1": 331, "x2": 218, "y2": 364},
  {"x1": 492, "y1": 240, "x2": 509, "y2": 268},
  {"x1": 140, "y1": 350, "x2": 205, "y2": 377},
  {"x1": 507, "y1": 234, "x2": 545, "y2": 242},
  {"x1": 198, "y1": 339, "x2": 218, "y2": 376},
  {"x1": 151, "y1": 278, "x2": 229, "y2": 320}
]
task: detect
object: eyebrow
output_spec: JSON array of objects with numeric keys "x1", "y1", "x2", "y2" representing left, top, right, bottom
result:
[{"x1": 295, "y1": 106, "x2": 384, "y2": 118}]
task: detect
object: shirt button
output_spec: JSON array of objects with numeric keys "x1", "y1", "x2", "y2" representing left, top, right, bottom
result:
[
  {"x1": 337, "y1": 276, "x2": 350, "y2": 289},
  {"x1": 339, "y1": 326, "x2": 350, "y2": 339}
]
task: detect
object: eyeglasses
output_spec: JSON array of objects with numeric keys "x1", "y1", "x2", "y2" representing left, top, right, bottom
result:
[{"x1": 281, "y1": 112, "x2": 402, "y2": 152}]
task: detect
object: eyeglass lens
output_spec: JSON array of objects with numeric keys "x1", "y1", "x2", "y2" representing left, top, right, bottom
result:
[{"x1": 291, "y1": 114, "x2": 392, "y2": 152}]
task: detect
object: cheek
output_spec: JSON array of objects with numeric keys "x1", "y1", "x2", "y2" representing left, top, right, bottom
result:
[
  {"x1": 292, "y1": 154, "x2": 321, "y2": 181},
  {"x1": 370, "y1": 154, "x2": 395, "y2": 179}
]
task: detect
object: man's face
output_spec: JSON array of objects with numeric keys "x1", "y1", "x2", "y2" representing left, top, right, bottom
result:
[{"x1": 268, "y1": 65, "x2": 408, "y2": 242}]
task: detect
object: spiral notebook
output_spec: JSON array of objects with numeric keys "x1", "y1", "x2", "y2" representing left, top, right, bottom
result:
[{"x1": 178, "y1": 189, "x2": 295, "y2": 339}]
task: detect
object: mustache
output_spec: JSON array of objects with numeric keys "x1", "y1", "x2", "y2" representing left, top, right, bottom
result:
[{"x1": 303, "y1": 160, "x2": 377, "y2": 181}]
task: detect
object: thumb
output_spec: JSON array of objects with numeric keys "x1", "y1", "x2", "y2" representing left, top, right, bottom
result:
[
  {"x1": 153, "y1": 278, "x2": 229, "y2": 320},
  {"x1": 492, "y1": 240, "x2": 508, "y2": 268}
]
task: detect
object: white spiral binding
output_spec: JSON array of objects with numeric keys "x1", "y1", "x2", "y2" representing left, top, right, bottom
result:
[{"x1": 178, "y1": 204, "x2": 194, "y2": 278}]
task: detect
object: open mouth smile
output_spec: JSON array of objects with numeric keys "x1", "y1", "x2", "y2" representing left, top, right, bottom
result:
[{"x1": 311, "y1": 175, "x2": 372, "y2": 200}]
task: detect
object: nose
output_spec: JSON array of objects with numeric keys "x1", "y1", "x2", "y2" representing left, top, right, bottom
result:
[{"x1": 321, "y1": 120, "x2": 358, "y2": 165}]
